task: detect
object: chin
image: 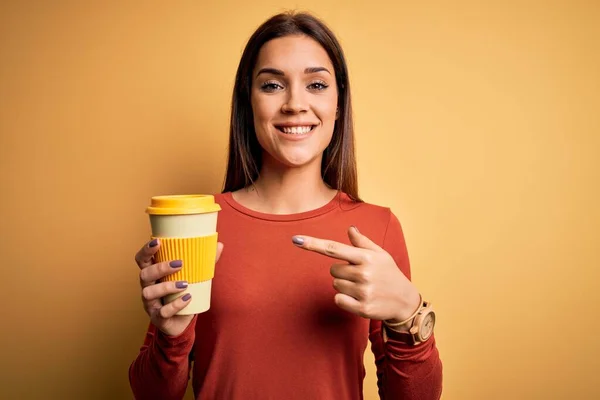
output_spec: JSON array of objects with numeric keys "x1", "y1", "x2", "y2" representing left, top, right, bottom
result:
[{"x1": 271, "y1": 151, "x2": 321, "y2": 169}]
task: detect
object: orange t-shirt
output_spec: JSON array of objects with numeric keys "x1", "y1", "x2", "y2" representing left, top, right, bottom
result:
[{"x1": 130, "y1": 191, "x2": 442, "y2": 399}]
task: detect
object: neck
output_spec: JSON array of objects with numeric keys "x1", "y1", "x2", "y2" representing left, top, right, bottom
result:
[{"x1": 234, "y1": 155, "x2": 338, "y2": 214}]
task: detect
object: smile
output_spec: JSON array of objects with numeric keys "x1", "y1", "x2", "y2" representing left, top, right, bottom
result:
[{"x1": 275, "y1": 125, "x2": 316, "y2": 135}]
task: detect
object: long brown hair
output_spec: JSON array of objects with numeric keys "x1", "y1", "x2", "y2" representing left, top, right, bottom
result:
[{"x1": 222, "y1": 11, "x2": 361, "y2": 202}]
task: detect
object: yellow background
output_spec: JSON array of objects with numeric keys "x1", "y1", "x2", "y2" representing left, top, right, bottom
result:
[{"x1": 1, "y1": 1, "x2": 598, "y2": 399}]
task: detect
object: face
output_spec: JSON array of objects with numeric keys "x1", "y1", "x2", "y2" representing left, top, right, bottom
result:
[{"x1": 251, "y1": 34, "x2": 338, "y2": 169}]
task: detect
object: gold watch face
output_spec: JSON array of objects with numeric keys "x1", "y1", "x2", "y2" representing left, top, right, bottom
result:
[{"x1": 420, "y1": 312, "x2": 435, "y2": 340}]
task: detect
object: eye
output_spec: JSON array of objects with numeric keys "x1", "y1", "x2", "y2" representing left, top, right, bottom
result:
[
  {"x1": 260, "y1": 81, "x2": 283, "y2": 92},
  {"x1": 308, "y1": 81, "x2": 329, "y2": 91}
]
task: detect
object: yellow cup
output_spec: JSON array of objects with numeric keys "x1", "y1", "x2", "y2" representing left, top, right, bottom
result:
[{"x1": 146, "y1": 194, "x2": 221, "y2": 315}]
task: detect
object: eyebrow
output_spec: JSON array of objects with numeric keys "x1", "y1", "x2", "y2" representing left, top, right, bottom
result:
[{"x1": 255, "y1": 66, "x2": 331, "y2": 77}]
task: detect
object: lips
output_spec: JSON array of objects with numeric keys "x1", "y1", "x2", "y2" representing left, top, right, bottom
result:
[{"x1": 274, "y1": 125, "x2": 317, "y2": 135}]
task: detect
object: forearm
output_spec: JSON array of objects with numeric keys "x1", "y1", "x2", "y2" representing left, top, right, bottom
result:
[
  {"x1": 129, "y1": 321, "x2": 195, "y2": 400},
  {"x1": 370, "y1": 322, "x2": 443, "y2": 400},
  {"x1": 383, "y1": 334, "x2": 442, "y2": 399}
]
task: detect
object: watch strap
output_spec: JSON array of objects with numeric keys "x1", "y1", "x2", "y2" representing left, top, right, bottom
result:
[
  {"x1": 383, "y1": 293, "x2": 423, "y2": 329},
  {"x1": 382, "y1": 321, "x2": 417, "y2": 345},
  {"x1": 382, "y1": 298, "x2": 434, "y2": 346}
]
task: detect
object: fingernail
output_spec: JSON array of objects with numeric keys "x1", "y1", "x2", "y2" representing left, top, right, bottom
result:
[
  {"x1": 351, "y1": 225, "x2": 359, "y2": 233},
  {"x1": 182, "y1": 293, "x2": 191, "y2": 301},
  {"x1": 149, "y1": 239, "x2": 158, "y2": 248},
  {"x1": 292, "y1": 236, "x2": 304, "y2": 245},
  {"x1": 176, "y1": 281, "x2": 188, "y2": 289},
  {"x1": 170, "y1": 260, "x2": 182, "y2": 268}
]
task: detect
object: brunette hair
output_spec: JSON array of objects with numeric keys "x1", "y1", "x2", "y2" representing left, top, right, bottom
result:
[{"x1": 222, "y1": 11, "x2": 361, "y2": 202}]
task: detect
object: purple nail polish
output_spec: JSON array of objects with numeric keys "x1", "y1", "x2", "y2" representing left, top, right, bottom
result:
[
  {"x1": 292, "y1": 236, "x2": 304, "y2": 245},
  {"x1": 176, "y1": 281, "x2": 188, "y2": 289},
  {"x1": 149, "y1": 239, "x2": 158, "y2": 248},
  {"x1": 182, "y1": 293, "x2": 191, "y2": 301},
  {"x1": 170, "y1": 260, "x2": 182, "y2": 268}
]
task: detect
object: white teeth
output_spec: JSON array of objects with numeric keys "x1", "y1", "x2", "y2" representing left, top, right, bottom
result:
[{"x1": 281, "y1": 126, "x2": 313, "y2": 134}]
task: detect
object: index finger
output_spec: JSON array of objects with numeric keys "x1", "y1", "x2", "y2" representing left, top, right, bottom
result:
[
  {"x1": 293, "y1": 235, "x2": 366, "y2": 265},
  {"x1": 135, "y1": 239, "x2": 160, "y2": 269}
]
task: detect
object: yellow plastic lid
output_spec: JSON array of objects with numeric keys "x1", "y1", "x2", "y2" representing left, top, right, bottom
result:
[{"x1": 146, "y1": 194, "x2": 221, "y2": 215}]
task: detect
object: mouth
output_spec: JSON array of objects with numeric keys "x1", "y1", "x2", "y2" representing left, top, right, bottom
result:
[{"x1": 274, "y1": 125, "x2": 317, "y2": 135}]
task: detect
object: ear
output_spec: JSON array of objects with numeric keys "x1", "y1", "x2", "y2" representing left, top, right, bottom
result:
[{"x1": 335, "y1": 107, "x2": 340, "y2": 120}]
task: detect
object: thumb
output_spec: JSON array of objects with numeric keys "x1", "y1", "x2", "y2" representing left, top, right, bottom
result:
[
  {"x1": 216, "y1": 242, "x2": 225, "y2": 262},
  {"x1": 348, "y1": 226, "x2": 382, "y2": 251}
]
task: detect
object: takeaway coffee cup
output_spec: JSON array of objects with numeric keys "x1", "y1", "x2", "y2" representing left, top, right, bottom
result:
[{"x1": 146, "y1": 194, "x2": 221, "y2": 315}]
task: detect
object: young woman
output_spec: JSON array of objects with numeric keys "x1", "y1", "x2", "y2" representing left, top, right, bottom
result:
[{"x1": 130, "y1": 11, "x2": 442, "y2": 400}]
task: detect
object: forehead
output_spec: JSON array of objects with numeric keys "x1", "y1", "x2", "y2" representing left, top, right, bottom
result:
[{"x1": 254, "y1": 34, "x2": 334, "y2": 72}]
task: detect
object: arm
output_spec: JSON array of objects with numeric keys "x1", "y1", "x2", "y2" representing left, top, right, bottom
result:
[
  {"x1": 370, "y1": 320, "x2": 442, "y2": 399},
  {"x1": 129, "y1": 239, "x2": 224, "y2": 399},
  {"x1": 369, "y1": 211, "x2": 443, "y2": 399},
  {"x1": 128, "y1": 318, "x2": 196, "y2": 400},
  {"x1": 291, "y1": 212, "x2": 443, "y2": 398}
]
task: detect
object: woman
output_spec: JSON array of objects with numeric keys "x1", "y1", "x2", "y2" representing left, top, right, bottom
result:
[{"x1": 130, "y1": 11, "x2": 442, "y2": 400}]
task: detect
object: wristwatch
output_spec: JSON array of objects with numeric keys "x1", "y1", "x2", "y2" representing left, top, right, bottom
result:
[{"x1": 383, "y1": 297, "x2": 436, "y2": 345}]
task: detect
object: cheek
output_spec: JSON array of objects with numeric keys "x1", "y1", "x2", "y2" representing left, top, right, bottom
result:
[
  {"x1": 251, "y1": 94, "x2": 277, "y2": 126},
  {"x1": 316, "y1": 96, "x2": 338, "y2": 125},
  {"x1": 250, "y1": 95, "x2": 275, "y2": 150}
]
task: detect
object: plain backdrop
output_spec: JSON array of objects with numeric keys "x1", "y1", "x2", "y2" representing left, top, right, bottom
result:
[{"x1": 1, "y1": 1, "x2": 598, "y2": 399}]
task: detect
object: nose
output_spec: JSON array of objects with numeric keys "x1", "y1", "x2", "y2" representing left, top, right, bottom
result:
[{"x1": 281, "y1": 84, "x2": 308, "y2": 114}]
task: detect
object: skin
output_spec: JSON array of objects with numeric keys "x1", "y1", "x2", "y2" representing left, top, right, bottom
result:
[
  {"x1": 292, "y1": 227, "x2": 420, "y2": 326},
  {"x1": 235, "y1": 34, "x2": 339, "y2": 214},
  {"x1": 135, "y1": 240, "x2": 224, "y2": 336},
  {"x1": 134, "y1": 35, "x2": 420, "y2": 337}
]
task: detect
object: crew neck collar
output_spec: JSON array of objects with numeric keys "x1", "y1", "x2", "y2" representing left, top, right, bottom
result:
[{"x1": 221, "y1": 191, "x2": 348, "y2": 222}]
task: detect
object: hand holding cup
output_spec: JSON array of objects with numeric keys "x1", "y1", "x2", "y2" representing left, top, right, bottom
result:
[
  {"x1": 135, "y1": 194, "x2": 222, "y2": 336},
  {"x1": 135, "y1": 240, "x2": 224, "y2": 336}
]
